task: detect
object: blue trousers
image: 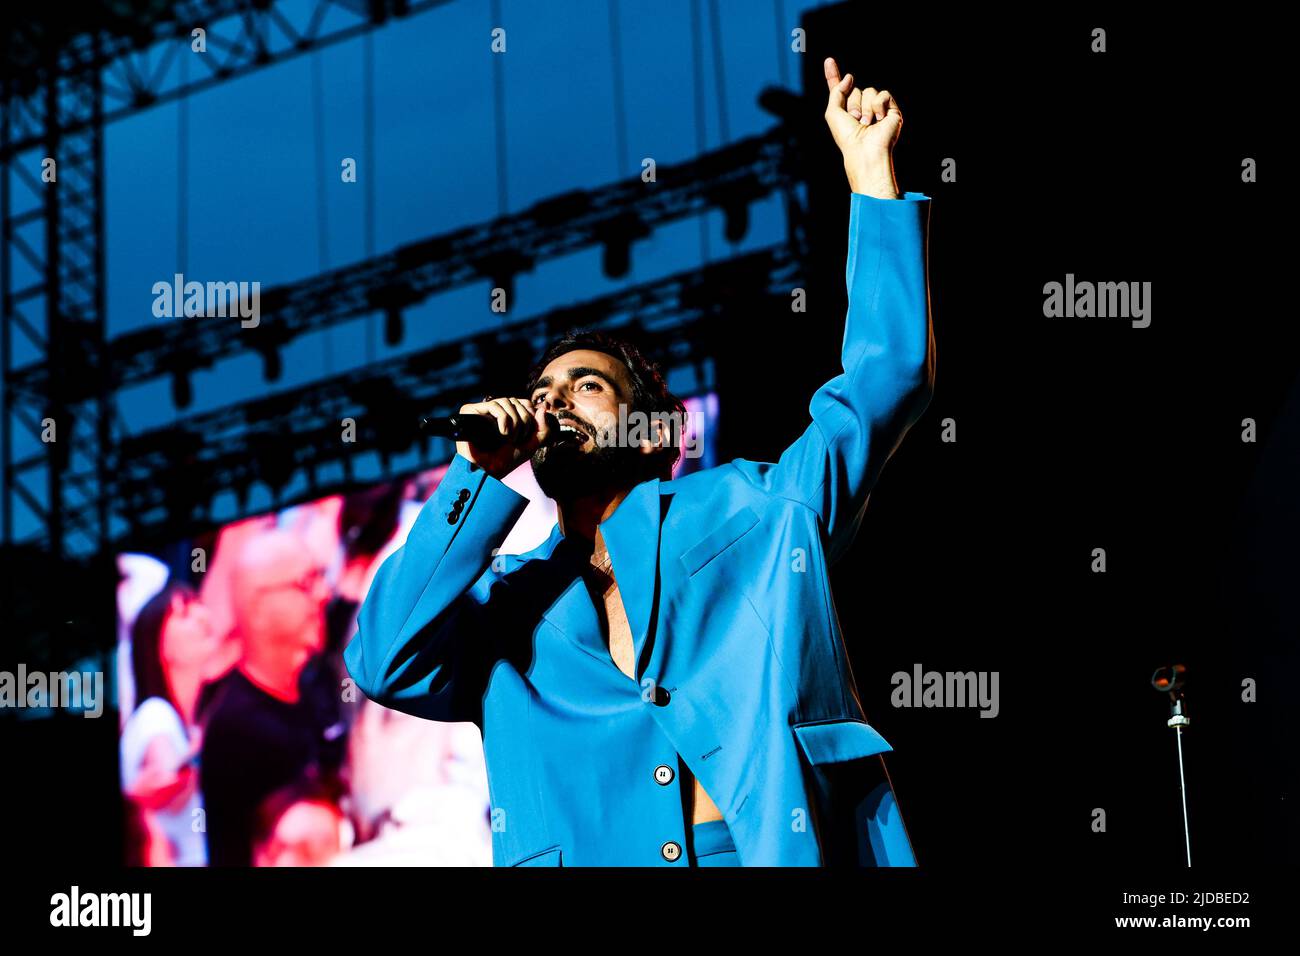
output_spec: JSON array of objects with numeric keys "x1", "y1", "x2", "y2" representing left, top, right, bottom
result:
[{"x1": 690, "y1": 820, "x2": 739, "y2": 867}]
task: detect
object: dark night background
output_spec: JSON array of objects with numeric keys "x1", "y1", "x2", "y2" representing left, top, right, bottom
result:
[
  {"x1": 737, "y1": 7, "x2": 1293, "y2": 876},
  {"x1": 1, "y1": 1, "x2": 1291, "y2": 925}
]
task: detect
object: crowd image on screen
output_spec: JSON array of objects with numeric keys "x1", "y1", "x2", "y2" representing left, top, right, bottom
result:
[
  {"x1": 116, "y1": 396, "x2": 715, "y2": 866},
  {"x1": 116, "y1": 466, "x2": 497, "y2": 867}
]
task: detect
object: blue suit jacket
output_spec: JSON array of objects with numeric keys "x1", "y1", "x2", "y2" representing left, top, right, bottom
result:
[{"x1": 344, "y1": 191, "x2": 935, "y2": 866}]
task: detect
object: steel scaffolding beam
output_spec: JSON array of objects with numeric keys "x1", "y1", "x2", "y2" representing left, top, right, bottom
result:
[
  {"x1": 7, "y1": 127, "x2": 798, "y2": 403},
  {"x1": 107, "y1": 244, "x2": 801, "y2": 546},
  {"x1": 1, "y1": 1, "x2": 449, "y2": 161},
  {"x1": 0, "y1": 0, "x2": 449, "y2": 559},
  {"x1": 1, "y1": 0, "x2": 809, "y2": 563}
]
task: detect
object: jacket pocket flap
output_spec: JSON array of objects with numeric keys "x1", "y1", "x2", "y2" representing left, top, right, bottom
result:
[
  {"x1": 793, "y1": 718, "x2": 893, "y2": 764},
  {"x1": 680, "y1": 506, "x2": 760, "y2": 576},
  {"x1": 511, "y1": 845, "x2": 562, "y2": 866}
]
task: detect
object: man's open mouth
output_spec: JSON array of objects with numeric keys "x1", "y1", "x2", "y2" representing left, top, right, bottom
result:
[{"x1": 555, "y1": 421, "x2": 590, "y2": 445}]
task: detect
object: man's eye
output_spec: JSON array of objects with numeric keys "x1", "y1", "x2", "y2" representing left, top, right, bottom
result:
[{"x1": 579, "y1": 381, "x2": 600, "y2": 391}]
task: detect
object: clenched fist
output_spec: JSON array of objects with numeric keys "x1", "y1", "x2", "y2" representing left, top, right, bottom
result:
[
  {"x1": 823, "y1": 56, "x2": 902, "y2": 200},
  {"x1": 454, "y1": 396, "x2": 554, "y2": 480}
]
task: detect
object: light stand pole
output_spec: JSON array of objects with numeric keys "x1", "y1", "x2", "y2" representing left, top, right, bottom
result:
[{"x1": 1152, "y1": 664, "x2": 1191, "y2": 867}]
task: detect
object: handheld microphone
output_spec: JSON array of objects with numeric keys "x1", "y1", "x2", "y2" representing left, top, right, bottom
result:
[{"x1": 420, "y1": 411, "x2": 559, "y2": 451}]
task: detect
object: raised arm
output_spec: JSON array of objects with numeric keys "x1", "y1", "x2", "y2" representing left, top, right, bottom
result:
[
  {"x1": 343, "y1": 452, "x2": 530, "y2": 724},
  {"x1": 733, "y1": 58, "x2": 935, "y2": 563}
]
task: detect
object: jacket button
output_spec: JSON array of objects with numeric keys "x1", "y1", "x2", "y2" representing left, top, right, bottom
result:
[
  {"x1": 457, "y1": 488, "x2": 471, "y2": 502},
  {"x1": 661, "y1": 841, "x2": 682, "y2": 863},
  {"x1": 447, "y1": 498, "x2": 465, "y2": 523},
  {"x1": 652, "y1": 686, "x2": 670, "y2": 706},
  {"x1": 653, "y1": 764, "x2": 674, "y2": 785}
]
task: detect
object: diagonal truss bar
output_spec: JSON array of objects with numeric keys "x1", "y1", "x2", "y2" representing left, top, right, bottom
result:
[
  {"x1": 103, "y1": 244, "x2": 801, "y2": 544},
  {"x1": 1, "y1": 1, "x2": 454, "y2": 161},
  {"x1": 9, "y1": 128, "x2": 799, "y2": 401}
]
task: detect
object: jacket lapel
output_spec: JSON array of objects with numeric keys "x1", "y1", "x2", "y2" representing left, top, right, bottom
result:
[
  {"x1": 596, "y1": 477, "x2": 663, "y2": 682},
  {"x1": 535, "y1": 527, "x2": 613, "y2": 667}
]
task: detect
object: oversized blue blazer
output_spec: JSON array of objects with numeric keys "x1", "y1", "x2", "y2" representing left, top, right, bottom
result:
[{"x1": 344, "y1": 191, "x2": 935, "y2": 866}]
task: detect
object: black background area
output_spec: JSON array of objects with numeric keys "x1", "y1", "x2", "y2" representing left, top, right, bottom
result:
[{"x1": 715, "y1": 6, "x2": 1293, "y2": 870}]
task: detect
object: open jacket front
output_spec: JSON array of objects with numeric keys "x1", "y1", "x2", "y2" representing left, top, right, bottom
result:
[{"x1": 344, "y1": 190, "x2": 935, "y2": 866}]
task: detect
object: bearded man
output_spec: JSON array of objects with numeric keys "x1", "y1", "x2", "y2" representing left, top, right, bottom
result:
[{"x1": 344, "y1": 57, "x2": 935, "y2": 866}]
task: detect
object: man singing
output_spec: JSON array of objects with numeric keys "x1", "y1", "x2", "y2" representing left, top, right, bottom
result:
[{"x1": 343, "y1": 57, "x2": 935, "y2": 866}]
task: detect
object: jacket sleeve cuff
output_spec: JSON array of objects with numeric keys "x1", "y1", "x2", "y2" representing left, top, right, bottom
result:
[
  {"x1": 844, "y1": 190, "x2": 930, "y2": 310},
  {"x1": 405, "y1": 453, "x2": 531, "y2": 555}
]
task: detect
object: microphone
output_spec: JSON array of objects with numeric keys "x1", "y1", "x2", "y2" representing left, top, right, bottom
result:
[{"x1": 420, "y1": 411, "x2": 560, "y2": 451}]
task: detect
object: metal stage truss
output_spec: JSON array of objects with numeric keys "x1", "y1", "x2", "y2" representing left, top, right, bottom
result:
[{"x1": 1, "y1": 0, "x2": 808, "y2": 573}]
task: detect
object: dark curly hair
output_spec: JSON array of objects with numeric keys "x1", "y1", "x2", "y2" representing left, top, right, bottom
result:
[
  {"x1": 525, "y1": 328, "x2": 687, "y2": 475},
  {"x1": 131, "y1": 581, "x2": 198, "y2": 716}
]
